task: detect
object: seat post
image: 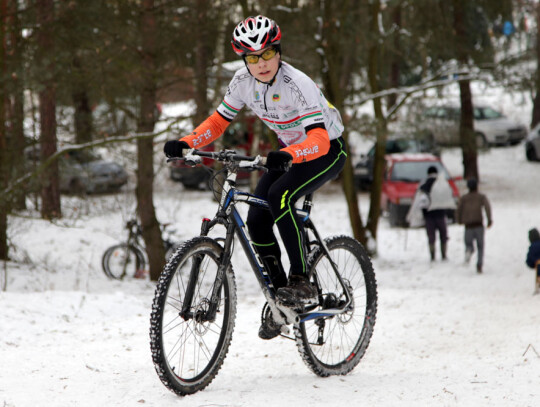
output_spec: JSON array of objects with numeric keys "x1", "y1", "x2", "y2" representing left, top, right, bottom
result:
[{"x1": 302, "y1": 193, "x2": 314, "y2": 214}]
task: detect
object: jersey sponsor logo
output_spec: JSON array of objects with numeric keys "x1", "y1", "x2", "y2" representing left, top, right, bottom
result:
[
  {"x1": 261, "y1": 111, "x2": 323, "y2": 130},
  {"x1": 279, "y1": 106, "x2": 296, "y2": 113},
  {"x1": 255, "y1": 91, "x2": 260, "y2": 101},
  {"x1": 275, "y1": 121, "x2": 301, "y2": 130},
  {"x1": 272, "y1": 93, "x2": 280, "y2": 102},
  {"x1": 286, "y1": 79, "x2": 308, "y2": 107},
  {"x1": 263, "y1": 112, "x2": 280, "y2": 120},
  {"x1": 294, "y1": 145, "x2": 319, "y2": 158},
  {"x1": 192, "y1": 129, "x2": 213, "y2": 146}
]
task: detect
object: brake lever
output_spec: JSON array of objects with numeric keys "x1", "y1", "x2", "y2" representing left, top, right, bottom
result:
[
  {"x1": 177, "y1": 149, "x2": 200, "y2": 166},
  {"x1": 238, "y1": 155, "x2": 269, "y2": 172}
]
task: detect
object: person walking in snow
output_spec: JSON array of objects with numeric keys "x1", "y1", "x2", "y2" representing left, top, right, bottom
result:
[
  {"x1": 526, "y1": 227, "x2": 540, "y2": 294},
  {"x1": 407, "y1": 165, "x2": 456, "y2": 261},
  {"x1": 456, "y1": 178, "x2": 492, "y2": 273},
  {"x1": 163, "y1": 15, "x2": 346, "y2": 339}
]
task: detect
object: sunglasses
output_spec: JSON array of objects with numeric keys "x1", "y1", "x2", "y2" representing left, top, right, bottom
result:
[{"x1": 244, "y1": 48, "x2": 278, "y2": 64}]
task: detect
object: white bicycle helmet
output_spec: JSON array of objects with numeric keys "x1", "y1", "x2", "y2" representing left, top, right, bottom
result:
[{"x1": 231, "y1": 15, "x2": 281, "y2": 56}]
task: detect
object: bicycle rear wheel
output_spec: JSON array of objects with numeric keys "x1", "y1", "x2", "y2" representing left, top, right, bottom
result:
[
  {"x1": 295, "y1": 235, "x2": 377, "y2": 376},
  {"x1": 150, "y1": 237, "x2": 237, "y2": 396},
  {"x1": 101, "y1": 244, "x2": 145, "y2": 280}
]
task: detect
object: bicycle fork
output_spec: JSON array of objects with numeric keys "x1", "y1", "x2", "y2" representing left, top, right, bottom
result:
[{"x1": 179, "y1": 215, "x2": 238, "y2": 323}]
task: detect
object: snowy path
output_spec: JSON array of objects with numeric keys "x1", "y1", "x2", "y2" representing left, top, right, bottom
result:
[{"x1": 1, "y1": 145, "x2": 540, "y2": 406}]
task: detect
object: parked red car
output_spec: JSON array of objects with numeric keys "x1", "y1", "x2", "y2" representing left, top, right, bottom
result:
[
  {"x1": 380, "y1": 153, "x2": 460, "y2": 227},
  {"x1": 169, "y1": 116, "x2": 273, "y2": 189}
]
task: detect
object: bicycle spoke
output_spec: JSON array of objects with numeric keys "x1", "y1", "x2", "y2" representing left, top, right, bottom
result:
[
  {"x1": 150, "y1": 237, "x2": 237, "y2": 394},
  {"x1": 296, "y1": 236, "x2": 377, "y2": 376}
]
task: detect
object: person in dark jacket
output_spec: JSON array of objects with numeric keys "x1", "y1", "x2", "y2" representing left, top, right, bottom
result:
[
  {"x1": 526, "y1": 228, "x2": 540, "y2": 294},
  {"x1": 417, "y1": 166, "x2": 456, "y2": 261},
  {"x1": 456, "y1": 178, "x2": 492, "y2": 273}
]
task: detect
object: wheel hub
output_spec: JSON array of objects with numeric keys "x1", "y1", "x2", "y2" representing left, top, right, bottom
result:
[
  {"x1": 194, "y1": 299, "x2": 211, "y2": 335},
  {"x1": 337, "y1": 279, "x2": 355, "y2": 324}
]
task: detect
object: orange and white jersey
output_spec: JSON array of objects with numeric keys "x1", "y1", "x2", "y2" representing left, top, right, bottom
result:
[
  {"x1": 181, "y1": 62, "x2": 344, "y2": 164},
  {"x1": 218, "y1": 62, "x2": 343, "y2": 147}
]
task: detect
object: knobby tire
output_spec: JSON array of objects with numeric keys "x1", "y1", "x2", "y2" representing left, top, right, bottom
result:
[
  {"x1": 101, "y1": 244, "x2": 145, "y2": 280},
  {"x1": 149, "y1": 237, "x2": 237, "y2": 396},
  {"x1": 295, "y1": 235, "x2": 377, "y2": 376}
]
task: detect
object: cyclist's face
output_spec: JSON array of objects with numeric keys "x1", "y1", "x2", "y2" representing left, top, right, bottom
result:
[{"x1": 245, "y1": 47, "x2": 280, "y2": 82}]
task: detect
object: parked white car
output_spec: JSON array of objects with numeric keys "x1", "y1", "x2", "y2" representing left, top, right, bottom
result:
[
  {"x1": 525, "y1": 123, "x2": 540, "y2": 161},
  {"x1": 422, "y1": 105, "x2": 527, "y2": 147}
]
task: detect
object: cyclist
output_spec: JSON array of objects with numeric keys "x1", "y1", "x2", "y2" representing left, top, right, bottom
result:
[{"x1": 164, "y1": 15, "x2": 347, "y2": 337}]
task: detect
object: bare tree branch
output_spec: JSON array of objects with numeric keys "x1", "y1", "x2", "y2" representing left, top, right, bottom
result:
[{"x1": 1, "y1": 124, "x2": 174, "y2": 202}]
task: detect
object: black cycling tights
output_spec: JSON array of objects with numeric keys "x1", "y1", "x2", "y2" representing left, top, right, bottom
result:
[{"x1": 246, "y1": 137, "x2": 346, "y2": 280}]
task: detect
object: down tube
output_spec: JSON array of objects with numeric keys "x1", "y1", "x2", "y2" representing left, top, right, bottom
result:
[{"x1": 230, "y1": 207, "x2": 275, "y2": 294}]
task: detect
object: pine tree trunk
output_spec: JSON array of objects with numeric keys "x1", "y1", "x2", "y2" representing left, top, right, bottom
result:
[
  {"x1": 137, "y1": 0, "x2": 165, "y2": 282},
  {"x1": 341, "y1": 130, "x2": 366, "y2": 245},
  {"x1": 0, "y1": 0, "x2": 8, "y2": 259},
  {"x1": 72, "y1": 56, "x2": 93, "y2": 144},
  {"x1": 37, "y1": 0, "x2": 61, "y2": 219},
  {"x1": 387, "y1": 3, "x2": 401, "y2": 109},
  {"x1": 11, "y1": 0, "x2": 26, "y2": 210},
  {"x1": 532, "y1": 2, "x2": 540, "y2": 129},
  {"x1": 318, "y1": 0, "x2": 367, "y2": 246},
  {"x1": 452, "y1": 0, "x2": 478, "y2": 181},
  {"x1": 193, "y1": 0, "x2": 210, "y2": 126},
  {"x1": 458, "y1": 79, "x2": 479, "y2": 180},
  {"x1": 366, "y1": 0, "x2": 387, "y2": 245}
]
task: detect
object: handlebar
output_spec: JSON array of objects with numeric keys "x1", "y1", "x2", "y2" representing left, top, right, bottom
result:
[{"x1": 167, "y1": 148, "x2": 268, "y2": 171}]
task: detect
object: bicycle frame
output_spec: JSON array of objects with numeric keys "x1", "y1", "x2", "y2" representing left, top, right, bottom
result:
[{"x1": 175, "y1": 151, "x2": 353, "y2": 327}]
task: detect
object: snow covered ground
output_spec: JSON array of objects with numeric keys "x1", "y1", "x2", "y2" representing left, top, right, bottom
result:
[{"x1": 1, "y1": 140, "x2": 539, "y2": 407}]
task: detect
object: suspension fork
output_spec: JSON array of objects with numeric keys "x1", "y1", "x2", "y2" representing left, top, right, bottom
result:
[
  {"x1": 179, "y1": 216, "x2": 235, "y2": 322},
  {"x1": 205, "y1": 222, "x2": 235, "y2": 321}
]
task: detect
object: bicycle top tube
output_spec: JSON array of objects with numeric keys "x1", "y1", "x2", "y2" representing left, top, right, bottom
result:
[
  {"x1": 168, "y1": 149, "x2": 315, "y2": 214},
  {"x1": 225, "y1": 188, "x2": 314, "y2": 217}
]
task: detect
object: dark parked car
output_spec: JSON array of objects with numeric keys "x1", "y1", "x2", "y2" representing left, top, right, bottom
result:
[
  {"x1": 354, "y1": 135, "x2": 440, "y2": 190},
  {"x1": 380, "y1": 153, "x2": 460, "y2": 227},
  {"x1": 26, "y1": 147, "x2": 128, "y2": 194}
]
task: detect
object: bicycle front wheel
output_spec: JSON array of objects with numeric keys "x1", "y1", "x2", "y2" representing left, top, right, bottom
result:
[
  {"x1": 295, "y1": 235, "x2": 377, "y2": 376},
  {"x1": 150, "y1": 237, "x2": 237, "y2": 396},
  {"x1": 101, "y1": 244, "x2": 145, "y2": 280}
]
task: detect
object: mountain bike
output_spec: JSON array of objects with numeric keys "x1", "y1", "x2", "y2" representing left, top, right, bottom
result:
[
  {"x1": 149, "y1": 149, "x2": 378, "y2": 396},
  {"x1": 101, "y1": 219, "x2": 180, "y2": 280}
]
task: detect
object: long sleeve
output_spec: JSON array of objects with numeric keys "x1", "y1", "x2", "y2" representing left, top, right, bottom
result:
[
  {"x1": 483, "y1": 195, "x2": 492, "y2": 224},
  {"x1": 281, "y1": 127, "x2": 331, "y2": 164},
  {"x1": 181, "y1": 111, "x2": 231, "y2": 148}
]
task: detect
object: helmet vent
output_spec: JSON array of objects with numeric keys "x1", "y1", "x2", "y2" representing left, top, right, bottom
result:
[{"x1": 231, "y1": 15, "x2": 280, "y2": 56}]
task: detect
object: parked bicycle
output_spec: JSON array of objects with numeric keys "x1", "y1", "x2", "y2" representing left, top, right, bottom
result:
[
  {"x1": 149, "y1": 149, "x2": 378, "y2": 396},
  {"x1": 101, "y1": 219, "x2": 180, "y2": 280}
]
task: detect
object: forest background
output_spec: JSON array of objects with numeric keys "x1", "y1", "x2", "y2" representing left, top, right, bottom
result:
[{"x1": 1, "y1": 0, "x2": 539, "y2": 280}]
